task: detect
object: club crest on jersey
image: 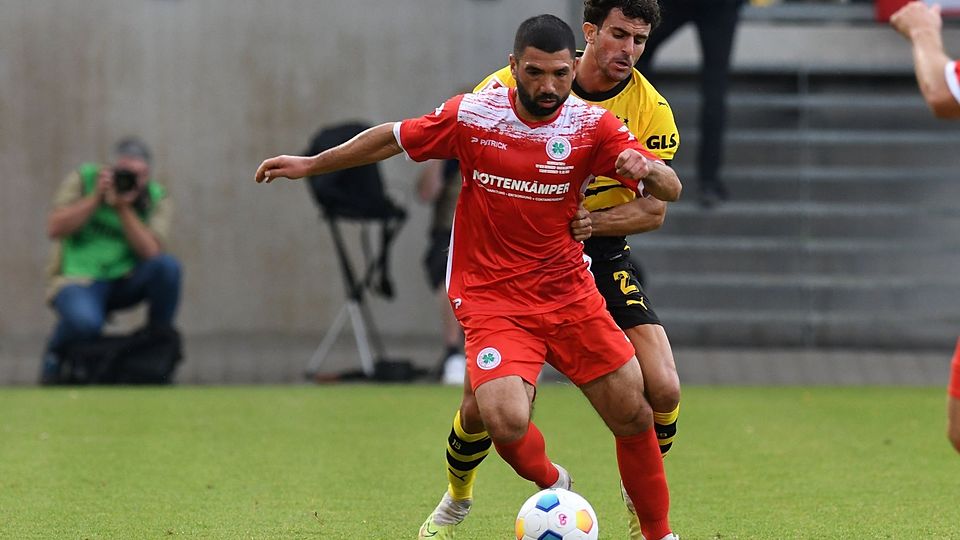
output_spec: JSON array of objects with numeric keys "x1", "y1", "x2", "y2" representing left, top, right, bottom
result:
[
  {"x1": 546, "y1": 136, "x2": 572, "y2": 161},
  {"x1": 477, "y1": 347, "x2": 502, "y2": 370}
]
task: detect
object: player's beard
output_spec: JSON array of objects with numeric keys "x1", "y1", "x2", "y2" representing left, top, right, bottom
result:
[{"x1": 516, "y1": 79, "x2": 565, "y2": 118}]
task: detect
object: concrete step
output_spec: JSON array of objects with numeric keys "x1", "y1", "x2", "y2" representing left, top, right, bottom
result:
[
  {"x1": 646, "y1": 274, "x2": 960, "y2": 313},
  {"x1": 631, "y1": 67, "x2": 958, "y2": 348},
  {"x1": 654, "y1": 201, "x2": 960, "y2": 239},
  {"x1": 658, "y1": 307, "x2": 959, "y2": 348},
  {"x1": 629, "y1": 236, "x2": 960, "y2": 277},
  {"x1": 667, "y1": 91, "x2": 954, "y2": 132},
  {"x1": 654, "y1": 66, "x2": 920, "y2": 94},
  {"x1": 673, "y1": 129, "x2": 960, "y2": 169},
  {"x1": 741, "y1": 3, "x2": 875, "y2": 23},
  {"x1": 711, "y1": 128, "x2": 960, "y2": 145},
  {"x1": 668, "y1": 166, "x2": 960, "y2": 204}
]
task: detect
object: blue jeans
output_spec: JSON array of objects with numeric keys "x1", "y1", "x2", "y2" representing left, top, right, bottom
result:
[{"x1": 47, "y1": 254, "x2": 182, "y2": 353}]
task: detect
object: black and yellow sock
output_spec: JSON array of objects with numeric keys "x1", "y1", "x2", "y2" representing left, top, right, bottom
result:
[
  {"x1": 446, "y1": 410, "x2": 491, "y2": 500},
  {"x1": 653, "y1": 405, "x2": 680, "y2": 456}
]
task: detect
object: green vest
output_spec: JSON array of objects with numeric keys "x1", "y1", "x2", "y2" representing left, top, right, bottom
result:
[{"x1": 60, "y1": 163, "x2": 165, "y2": 280}]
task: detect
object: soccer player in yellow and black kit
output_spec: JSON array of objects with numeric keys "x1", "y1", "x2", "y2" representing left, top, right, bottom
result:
[{"x1": 418, "y1": 2, "x2": 682, "y2": 539}]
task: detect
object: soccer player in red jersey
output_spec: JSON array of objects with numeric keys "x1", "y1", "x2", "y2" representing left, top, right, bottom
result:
[
  {"x1": 426, "y1": 3, "x2": 684, "y2": 538},
  {"x1": 256, "y1": 14, "x2": 682, "y2": 540},
  {"x1": 891, "y1": 1, "x2": 960, "y2": 118},
  {"x1": 891, "y1": 2, "x2": 960, "y2": 454},
  {"x1": 949, "y1": 339, "x2": 960, "y2": 453}
]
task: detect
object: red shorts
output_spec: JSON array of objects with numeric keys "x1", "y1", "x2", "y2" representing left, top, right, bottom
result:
[
  {"x1": 949, "y1": 338, "x2": 960, "y2": 399},
  {"x1": 460, "y1": 291, "x2": 635, "y2": 391}
]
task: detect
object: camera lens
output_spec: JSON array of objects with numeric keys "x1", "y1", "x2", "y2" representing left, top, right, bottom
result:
[{"x1": 113, "y1": 169, "x2": 137, "y2": 193}]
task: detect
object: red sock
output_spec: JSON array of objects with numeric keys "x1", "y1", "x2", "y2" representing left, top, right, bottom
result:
[
  {"x1": 617, "y1": 429, "x2": 671, "y2": 540},
  {"x1": 493, "y1": 422, "x2": 559, "y2": 488},
  {"x1": 949, "y1": 337, "x2": 960, "y2": 399}
]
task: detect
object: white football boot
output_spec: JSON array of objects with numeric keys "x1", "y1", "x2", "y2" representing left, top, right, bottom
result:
[
  {"x1": 417, "y1": 492, "x2": 471, "y2": 539},
  {"x1": 550, "y1": 463, "x2": 573, "y2": 490}
]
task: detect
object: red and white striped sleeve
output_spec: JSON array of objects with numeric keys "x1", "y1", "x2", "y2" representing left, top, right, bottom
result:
[{"x1": 393, "y1": 95, "x2": 465, "y2": 162}]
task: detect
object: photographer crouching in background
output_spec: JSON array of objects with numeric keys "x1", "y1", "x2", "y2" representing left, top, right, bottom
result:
[{"x1": 42, "y1": 137, "x2": 182, "y2": 385}]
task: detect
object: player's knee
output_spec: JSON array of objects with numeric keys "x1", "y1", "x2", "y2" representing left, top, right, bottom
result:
[
  {"x1": 482, "y1": 408, "x2": 529, "y2": 444},
  {"x1": 459, "y1": 397, "x2": 485, "y2": 434},
  {"x1": 607, "y1": 398, "x2": 653, "y2": 436},
  {"x1": 648, "y1": 383, "x2": 681, "y2": 414}
]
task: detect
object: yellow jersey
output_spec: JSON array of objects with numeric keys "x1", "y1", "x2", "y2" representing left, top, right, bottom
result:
[{"x1": 474, "y1": 60, "x2": 680, "y2": 261}]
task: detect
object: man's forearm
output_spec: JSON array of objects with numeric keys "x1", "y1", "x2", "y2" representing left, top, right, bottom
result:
[
  {"x1": 590, "y1": 196, "x2": 666, "y2": 237},
  {"x1": 910, "y1": 29, "x2": 960, "y2": 117},
  {"x1": 308, "y1": 123, "x2": 403, "y2": 175},
  {"x1": 47, "y1": 194, "x2": 100, "y2": 238},
  {"x1": 118, "y1": 206, "x2": 162, "y2": 259},
  {"x1": 641, "y1": 161, "x2": 682, "y2": 202}
]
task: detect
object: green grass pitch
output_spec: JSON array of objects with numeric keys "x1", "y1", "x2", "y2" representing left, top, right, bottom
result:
[{"x1": 1, "y1": 385, "x2": 957, "y2": 538}]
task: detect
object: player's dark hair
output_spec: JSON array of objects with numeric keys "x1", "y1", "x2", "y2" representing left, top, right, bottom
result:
[
  {"x1": 513, "y1": 14, "x2": 577, "y2": 59},
  {"x1": 583, "y1": 0, "x2": 660, "y2": 30}
]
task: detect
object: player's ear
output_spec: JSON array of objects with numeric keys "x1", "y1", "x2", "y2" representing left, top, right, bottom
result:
[
  {"x1": 573, "y1": 56, "x2": 581, "y2": 72},
  {"x1": 509, "y1": 53, "x2": 518, "y2": 79},
  {"x1": 582, "y1": 22, "x2": 597, "y2": 44}
]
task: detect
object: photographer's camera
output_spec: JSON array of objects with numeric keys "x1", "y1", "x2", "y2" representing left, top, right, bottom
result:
[{"x1": 112, "y1": 169, "x2": 138, "y2": 193}]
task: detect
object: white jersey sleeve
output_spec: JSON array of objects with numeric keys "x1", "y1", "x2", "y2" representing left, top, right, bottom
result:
[{"x1": 945, "y1": 60, "x2": 960, "y2": 105}]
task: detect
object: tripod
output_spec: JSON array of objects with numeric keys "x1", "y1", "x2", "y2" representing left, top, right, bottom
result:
[
  {"x1": 304, "y1": 214, "x2": 392, "y2": 379},
  {"x1": 302, "y1": 122, "x2": 410, "y2": 380}
]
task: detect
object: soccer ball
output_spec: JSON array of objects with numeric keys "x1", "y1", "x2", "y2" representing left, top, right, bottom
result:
[{"x1": 515, "y1": 488, "x2": 598, "y2": 540}]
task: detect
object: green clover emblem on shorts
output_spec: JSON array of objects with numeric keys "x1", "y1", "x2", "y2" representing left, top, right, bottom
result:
[{"x1": 477, "y1": 347, "x2": 501, "y2": 370}]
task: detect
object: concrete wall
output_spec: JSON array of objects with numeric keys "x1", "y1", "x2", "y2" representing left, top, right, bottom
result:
[
  {"x1": 2, "y1": 1, "x2": 955, "y2": 345},
  {"x1": 0, "y1": 0, "x2": 568, "y2": 339}
]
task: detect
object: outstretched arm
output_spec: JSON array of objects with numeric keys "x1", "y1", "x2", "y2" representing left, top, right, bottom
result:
[
  {"x1": 255, "y1": 122, "x2": 402, "y2": 183},
  {"x1": 891, "y1": 2, "x2": 960, "y2": 119}
]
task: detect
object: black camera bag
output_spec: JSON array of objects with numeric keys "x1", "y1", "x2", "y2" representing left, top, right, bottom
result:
[{"x1": 57, "y1": 326, "x2": 183, "y2": 385}]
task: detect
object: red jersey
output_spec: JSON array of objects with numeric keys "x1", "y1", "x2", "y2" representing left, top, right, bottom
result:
[
  {"x1": 394, "y1": 86, "x2": 660, "y2": 316},
  {"x1": 948, "y1": 61, "x2": 960, "y2": 105},
  {"x1": 950, "y1": 337, "x2": 960, "y2": 399}
]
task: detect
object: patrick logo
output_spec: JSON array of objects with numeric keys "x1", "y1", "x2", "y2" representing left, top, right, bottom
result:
[
  {"x1": 546, "y1": 136, "x2": 572, "y2": 161},
  {"x1": 477, "y1": 347, "x2": 502, "y2": 370}
]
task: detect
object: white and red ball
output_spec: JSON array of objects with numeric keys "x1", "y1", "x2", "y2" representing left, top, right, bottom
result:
[{"x1": 515, "y1": 488, "x2": 598, "y2": 540}]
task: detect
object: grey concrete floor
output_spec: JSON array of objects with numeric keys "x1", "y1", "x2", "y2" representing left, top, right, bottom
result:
[{"x1": 0, "y1": 333, "x2": 953, "y2": 387}]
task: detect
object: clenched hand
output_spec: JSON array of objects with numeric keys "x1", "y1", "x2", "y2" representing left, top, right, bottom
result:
[{"x1": 615, "y1": 149, "x2": 651, "y2": 179}]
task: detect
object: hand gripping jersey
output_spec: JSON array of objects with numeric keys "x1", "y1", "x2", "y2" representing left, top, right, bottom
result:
[
  {"x1": 394, "y1": 86, "x2": 661, "y2": 317},
  {"x1": 475, "y1": 61, "x2": 680, "y2": 261},
  {"x1": 946, "y1": 60, "x2": 960, "y2": 105}
]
